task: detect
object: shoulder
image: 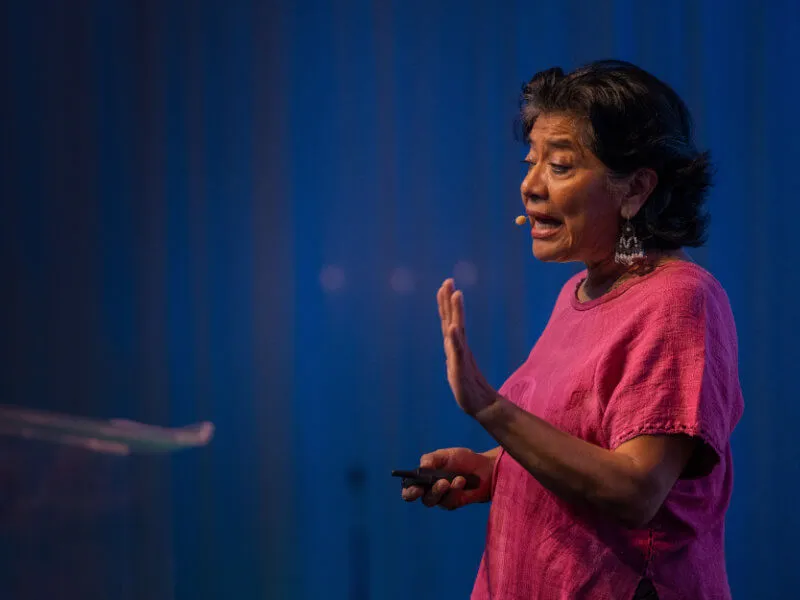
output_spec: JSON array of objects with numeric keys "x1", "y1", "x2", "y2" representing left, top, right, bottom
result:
[
  {"x1": 631, "y1": 261, "x2": 730, "y2": 318},
  {"x1": 620, "y1": 264, "x2": 738, "y2": 356}
]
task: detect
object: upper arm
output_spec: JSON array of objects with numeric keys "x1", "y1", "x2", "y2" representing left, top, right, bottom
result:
[
  {"x1": 604, "y1": 280, "x2": 741, "y2": 485},
  {"x1": 614, "y1": 434, "x2": 698, "y2": 517}
]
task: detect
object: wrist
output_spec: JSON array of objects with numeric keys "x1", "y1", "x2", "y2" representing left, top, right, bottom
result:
[
  {"x1": 473, "y1": 393, "x2": 511, "y2": 427},
  {"x1": 480, "y1": 446, "x2": 502, "y2": 461}
]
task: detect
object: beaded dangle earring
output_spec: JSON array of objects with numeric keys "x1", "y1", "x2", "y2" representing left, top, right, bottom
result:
[{"x1": 614, "y1": 217, "x2": 644, "y2": 266}]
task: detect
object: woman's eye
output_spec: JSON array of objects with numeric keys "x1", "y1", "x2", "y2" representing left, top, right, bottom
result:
[{"x1": 550, "y1": 163, "x2": 572, "y2": 174}]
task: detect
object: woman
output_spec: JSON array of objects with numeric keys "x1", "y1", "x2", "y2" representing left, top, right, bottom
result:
[{"x1": 401, "y1": 60, "x2": 743, "y2": 600}]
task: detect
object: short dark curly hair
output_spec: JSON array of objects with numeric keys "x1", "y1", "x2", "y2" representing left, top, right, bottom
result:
[{"x1": 519, "y1": 59, "x2": 712, "y2": 250}]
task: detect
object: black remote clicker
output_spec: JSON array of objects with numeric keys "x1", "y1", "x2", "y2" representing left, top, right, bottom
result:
[{"x1": 391, "y1": 468, "x2": 480, "y2": 490}]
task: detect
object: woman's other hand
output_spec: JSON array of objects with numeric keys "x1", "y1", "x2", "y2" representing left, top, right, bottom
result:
[
  {"x1": 437, "y1": 279, "x2": 499, "y2": 416},
  {"x1": 401, "y1": 447, "x2": 497, "y2": 510}
]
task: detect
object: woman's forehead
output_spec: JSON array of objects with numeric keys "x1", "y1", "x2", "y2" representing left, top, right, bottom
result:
[
  {"x1": 527, "y1": 114, "x2": 588, "y2": 154},
  {"x1": 528, "y1": 114, "x2": 581, "y2": 143}
]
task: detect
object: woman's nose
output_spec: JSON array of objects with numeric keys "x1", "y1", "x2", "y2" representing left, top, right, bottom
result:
[{"x1": 521, "y1": 164, "x2": 547, "y2": 201}]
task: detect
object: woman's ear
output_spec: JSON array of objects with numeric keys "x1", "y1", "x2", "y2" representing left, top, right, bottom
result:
[{"x1": 620, "y1": 168, "x2": 658, "y2": 219}]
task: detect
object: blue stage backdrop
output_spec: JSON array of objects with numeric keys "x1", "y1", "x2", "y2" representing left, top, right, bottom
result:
[{"x1": 1, "y1": 1, "x2": 799, "y2": 598}]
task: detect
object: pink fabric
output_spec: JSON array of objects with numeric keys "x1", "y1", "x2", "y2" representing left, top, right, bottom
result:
[{"x1": 471, "y1": 261, "x2": 744, "y2": 600}]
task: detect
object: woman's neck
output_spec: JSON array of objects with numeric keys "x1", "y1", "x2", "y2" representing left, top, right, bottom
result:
[{"x1": 579, "y1": 249, "x2": 691, "y2": 301}]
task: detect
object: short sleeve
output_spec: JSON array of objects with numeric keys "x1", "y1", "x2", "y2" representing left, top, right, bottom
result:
[{"x1": 601, "y1": 281, "x2": 743, "y2": 477}]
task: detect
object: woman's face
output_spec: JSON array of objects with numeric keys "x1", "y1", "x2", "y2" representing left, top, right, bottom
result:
[{"x1": 520, "y1": 113, "x2": 623, "y2": 265}]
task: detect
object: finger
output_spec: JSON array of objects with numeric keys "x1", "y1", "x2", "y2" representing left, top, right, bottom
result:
[
  {"x1": 437, "y1": 285, "x2": 449, "y2": 337},
  {"x1": 442, "y1": 279, "x2": 454, "y2": 326},
  {"x1": 439, "y1": 486, "x2": 484, "y2": 511},
  {"x1": 448, "y1": 324, "x2": 463, "y2": 359},
  {"x1": 402, "y1": 485, "x2": 425, "y2": 502},
  {"x1": 420, "y1": 451, "x2": 449, "y2": 469},
  {"x1": 437, "y1": 478, "x2": 465, "y2": 509},
  {"x1": 422, "y1": 479, "x2": 451, "y2": 507},
  {"x1": 444, "y1": 330, "x2": 456, "y2": 362},
  {"x1": 451, "y1": 290, "x2": 465, "y2": 333},
  {"x1": 437, "y1": 489, "x2": 462, "y2": 511}
]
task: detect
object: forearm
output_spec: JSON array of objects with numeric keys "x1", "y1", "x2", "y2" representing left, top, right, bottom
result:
[{"x1": 474, "y1": 396, "x2": 658, "y2": 527}]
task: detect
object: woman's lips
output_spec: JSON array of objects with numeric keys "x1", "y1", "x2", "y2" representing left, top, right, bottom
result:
[{"x1": 530, "y1": 216, "x2": 563, "y2": 239}]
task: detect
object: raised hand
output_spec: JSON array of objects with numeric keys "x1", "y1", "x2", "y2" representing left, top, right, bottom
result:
[{"x1": 437, "y1": 279, "x2": 498, "y2": 416}]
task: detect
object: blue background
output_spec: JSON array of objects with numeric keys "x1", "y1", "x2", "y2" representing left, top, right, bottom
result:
[{"x1": 1, "y1": 0, "x2": 799, "y2": 598}]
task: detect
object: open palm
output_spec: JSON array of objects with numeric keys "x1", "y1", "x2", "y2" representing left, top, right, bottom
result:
[{"x1": 436, "y1": 279, "x2": 497, "y2": 416}]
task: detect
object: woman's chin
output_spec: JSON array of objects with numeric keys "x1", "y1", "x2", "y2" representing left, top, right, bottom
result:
[{"x1": 532, "y1": 241, "x2": 567, "y2": 263}]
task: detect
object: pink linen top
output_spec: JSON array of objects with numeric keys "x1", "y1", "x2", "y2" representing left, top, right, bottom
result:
[{"x1": 471, "y1": 261, "x2": 744, "y2": 600}]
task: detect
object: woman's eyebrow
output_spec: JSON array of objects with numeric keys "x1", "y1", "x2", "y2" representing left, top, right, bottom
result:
[
  {"x1": 545, "y1": 138, "x2": 578, "y2": 151},
  {"x1": 527, "y1": 137, "x2": 579, "y2": 152}
]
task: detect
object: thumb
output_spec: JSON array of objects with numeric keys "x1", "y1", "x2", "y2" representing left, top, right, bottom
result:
[{"x1": 419, "y1": 449, "x2": 456, "y2": 469}]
